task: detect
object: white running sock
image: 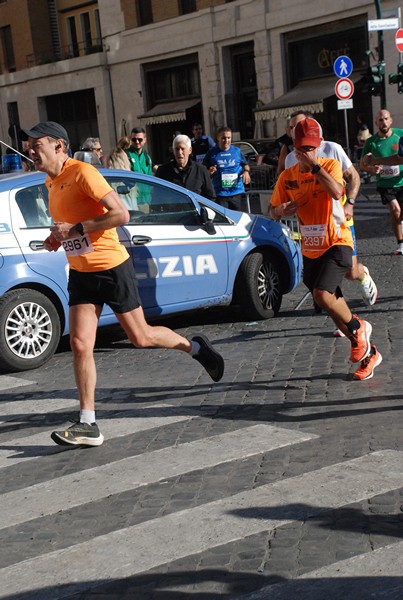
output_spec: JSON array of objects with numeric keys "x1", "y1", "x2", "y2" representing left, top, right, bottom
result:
[{"x1": 80, "y1": 409, "x2": 95, "y2": 425}]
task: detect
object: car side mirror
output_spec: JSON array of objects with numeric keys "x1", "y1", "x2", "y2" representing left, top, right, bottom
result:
[{"x1": 200, "y1": 206, "x2": 216, "y2": 235}]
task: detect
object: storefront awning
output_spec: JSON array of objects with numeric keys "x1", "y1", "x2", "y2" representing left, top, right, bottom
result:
[
  {"x1": 139, "y1": 99, "x2": 201, "y2": 125},
  {"x1": 254, "y1": 75, "x2": 362, "y2": 121}
]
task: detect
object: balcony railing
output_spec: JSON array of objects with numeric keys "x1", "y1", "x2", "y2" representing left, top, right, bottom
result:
[{"x1": 26, "y1": 40, "x2": 103, "y2": 68}]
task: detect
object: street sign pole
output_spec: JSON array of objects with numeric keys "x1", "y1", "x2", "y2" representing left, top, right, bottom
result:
[
  {"x1": 334, "y1": 75, "x2": 354, "y2": 157},
  {"x1": 343, "y1": 109, "x2": 350, "y2": 158},
  {"x1": 374, "y1": 0, "x2": 387, "y2": 108}
]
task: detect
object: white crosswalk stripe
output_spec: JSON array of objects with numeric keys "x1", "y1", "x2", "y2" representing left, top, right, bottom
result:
[
  {"x1": 1, "y1": 450, "x2": 403, "y2": 599},
  {"x1": 0, "y1": 374, "x2": 35, "y2": 391},
  {"x1": 0, "y1": 424, "x2": 316, "y2": 529},
  {"x1": 239, "y1": 541, "x2": 403, "y2": 599},
  {"x1": 353, "y1": 197, "x2": 385, "y2": 221},
  {"x1": 0, "y1": 404, "x2": 198, "y2": 467},
  {"x1": 2, "y1": 380, "x2": 403, "y2": 600},
  {"x1": 0, "y1": 397, "x2": 77, "y2": 422}
]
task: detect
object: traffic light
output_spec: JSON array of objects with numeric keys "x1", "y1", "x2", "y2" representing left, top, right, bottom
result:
[
  {"x1": 366, "y1": 62, "x2": 385, "y2": 96},
  {"x1": 389, "y1": 63, "x2": 403, "y2": 94}
]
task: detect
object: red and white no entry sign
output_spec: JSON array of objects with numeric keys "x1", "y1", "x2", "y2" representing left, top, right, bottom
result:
[
  {"x1": 335, "y1": 77, "x2": 354, "y2": 100},
  {"x1": 396, "y1": 28, "x2": 403, "y2": 52}
]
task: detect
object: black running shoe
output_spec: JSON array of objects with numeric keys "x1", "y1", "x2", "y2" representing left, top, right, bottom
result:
[
  {"x1": 191, "y1": 334, "x2": 224, "y2": 382},
  {"x1": 51, "y1": 421, "x2": 104, "y2": 447}
]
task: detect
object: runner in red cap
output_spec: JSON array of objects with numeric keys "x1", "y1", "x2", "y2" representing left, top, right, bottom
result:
[{"x1": 269, "y1": 117, "x2": 382, "y2": 380}]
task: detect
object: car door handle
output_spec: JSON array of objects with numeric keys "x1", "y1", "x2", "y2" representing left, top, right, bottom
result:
[
  {"x1": 30, "y1": 240, "x2": 45, "y2": 251},
  {"x1": 132, "y1": 235, "x2": 152, "y2": 245}
]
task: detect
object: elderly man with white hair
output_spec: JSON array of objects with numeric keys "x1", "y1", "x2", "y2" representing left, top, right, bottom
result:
[
  {"x1": 81, "y1": 137, "x2": 103, "y2": 165},
  {"x1": 156, "y1": 134, "x2": 215, "y2": 200}
]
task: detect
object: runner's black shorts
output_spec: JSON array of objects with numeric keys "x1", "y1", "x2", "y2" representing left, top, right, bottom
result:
[
  {"x1": 377, "y1": 186, "x2": 403, "y2": 205},
  {"x1": 68, "y1": 257, "x2": 142, "y2": 313},
  {"x1": 216, "y1": 194, "x2": 246, "y2": 211},
  {"x1": 303, "y1": 245, "x2": 352, "y2": 295}
]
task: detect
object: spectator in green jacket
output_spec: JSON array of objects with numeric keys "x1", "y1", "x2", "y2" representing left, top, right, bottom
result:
[{"x1": 126, "y1": 127, "x2": 153, "y2": 174}]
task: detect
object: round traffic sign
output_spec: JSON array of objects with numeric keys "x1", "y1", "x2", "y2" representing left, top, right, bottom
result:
[
  {"x1": 396, "y1": 28, "x2": 403, "y2": 52},
  {"x1": 333, "y1": 55, "x2": 353, "y2": 78},
  {"x1": 335, "y1": 77, "x2": 354, "y2": 100}
]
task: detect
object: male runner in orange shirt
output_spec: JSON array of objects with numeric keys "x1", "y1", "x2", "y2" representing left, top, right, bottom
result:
[
  {"x1": 269, "y1": 117, "x2": 381, "y2": 380},
  {"x1": 22, "y1": 121, "x2": 224, "y2": 446}
]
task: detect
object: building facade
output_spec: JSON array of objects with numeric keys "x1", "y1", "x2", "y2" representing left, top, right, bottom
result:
[{"x1": 0, "y1": 0, "x2": 401, "y2": 163}]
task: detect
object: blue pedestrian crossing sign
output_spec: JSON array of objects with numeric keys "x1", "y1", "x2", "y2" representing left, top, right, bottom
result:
[{"x1": 333, "y1": 55, "x2": 353, "y2": 78}]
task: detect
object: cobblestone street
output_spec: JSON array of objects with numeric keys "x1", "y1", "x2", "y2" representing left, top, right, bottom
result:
[{"x1": 1, "y1": 184, "x2": 403, "y2": 599}]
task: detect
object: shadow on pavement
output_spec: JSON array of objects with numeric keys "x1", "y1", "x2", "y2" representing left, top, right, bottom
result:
[{"x1": 4, "y1": 569, "x2": 403, "y2": 600}]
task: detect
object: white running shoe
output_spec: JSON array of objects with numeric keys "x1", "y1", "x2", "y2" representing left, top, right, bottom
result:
[
  {"x1": 360, "y1": 266, "x2": 378, "y2": 306},
  {"x1": 393, "y1": 242, "x2": 403, "y2": 256}
]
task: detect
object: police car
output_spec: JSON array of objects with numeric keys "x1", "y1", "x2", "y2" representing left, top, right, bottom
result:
[{"x1": 0, "y1": 169, "x2": 302, "y2": 372}]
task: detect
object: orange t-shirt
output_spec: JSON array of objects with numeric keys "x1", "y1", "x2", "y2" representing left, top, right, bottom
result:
[
  {"x1": 270, "y1": 157, "x2": 353, "y2": 259},
  {"x1": 47, "y1": 158, "x2": 129, "y2": 272}
]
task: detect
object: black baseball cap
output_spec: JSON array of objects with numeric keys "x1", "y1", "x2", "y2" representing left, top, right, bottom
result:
[{"x1": 20, "y1": 121, "x2": 69, "y2": 145}]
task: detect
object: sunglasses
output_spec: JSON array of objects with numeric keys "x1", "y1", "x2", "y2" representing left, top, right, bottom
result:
[{"x1": 132, "y1": 138, "x2": 145, "y2": 142}]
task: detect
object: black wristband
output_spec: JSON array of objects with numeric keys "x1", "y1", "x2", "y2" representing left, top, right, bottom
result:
[
  {"x1": 311, "y1": 164, "x2": 321, "y2": 175},
  {"x1": 74, "y1": 222, "x2": 84, "y2": 236}
]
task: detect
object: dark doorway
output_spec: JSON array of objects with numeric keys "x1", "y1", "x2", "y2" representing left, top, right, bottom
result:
[
  {"x1": 228, "y1": 43, "x2": 257, "y2": 139},
  {"x1": 45, "y1": 89, "x2": 98, "y2": 153},
  {"x1": 147, "y1": 103, "x2": 202, "y2": 165}
]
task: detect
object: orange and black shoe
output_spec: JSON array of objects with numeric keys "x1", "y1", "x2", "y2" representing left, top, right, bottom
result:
[
  {"x1": 353, "y1": 345, "x2": 382, "y2": 380},
  {"x1": 349, "y1": 317, "x2": 372, "y2": 363}
]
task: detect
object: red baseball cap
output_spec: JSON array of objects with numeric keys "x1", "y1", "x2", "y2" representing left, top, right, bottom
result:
[{"x1": 293, "y1": 117, "x2": 323, "y2": 148}]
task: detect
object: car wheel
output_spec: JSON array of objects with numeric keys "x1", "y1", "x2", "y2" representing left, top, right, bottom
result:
[
  {"x1": 0, "y1": 289, "x2": 61, "y2": 372},
  {"x1": 236, "y1": 252, "x2": 282, "y2": 320}
]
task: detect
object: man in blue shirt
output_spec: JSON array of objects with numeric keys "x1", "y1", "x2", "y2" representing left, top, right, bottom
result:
[
  {"x1": 191, "y1": 122, "x2": 215, "y2": 163},
  {"x1": 203, "y1": 126, "x2": 250, "y2": 211}
]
